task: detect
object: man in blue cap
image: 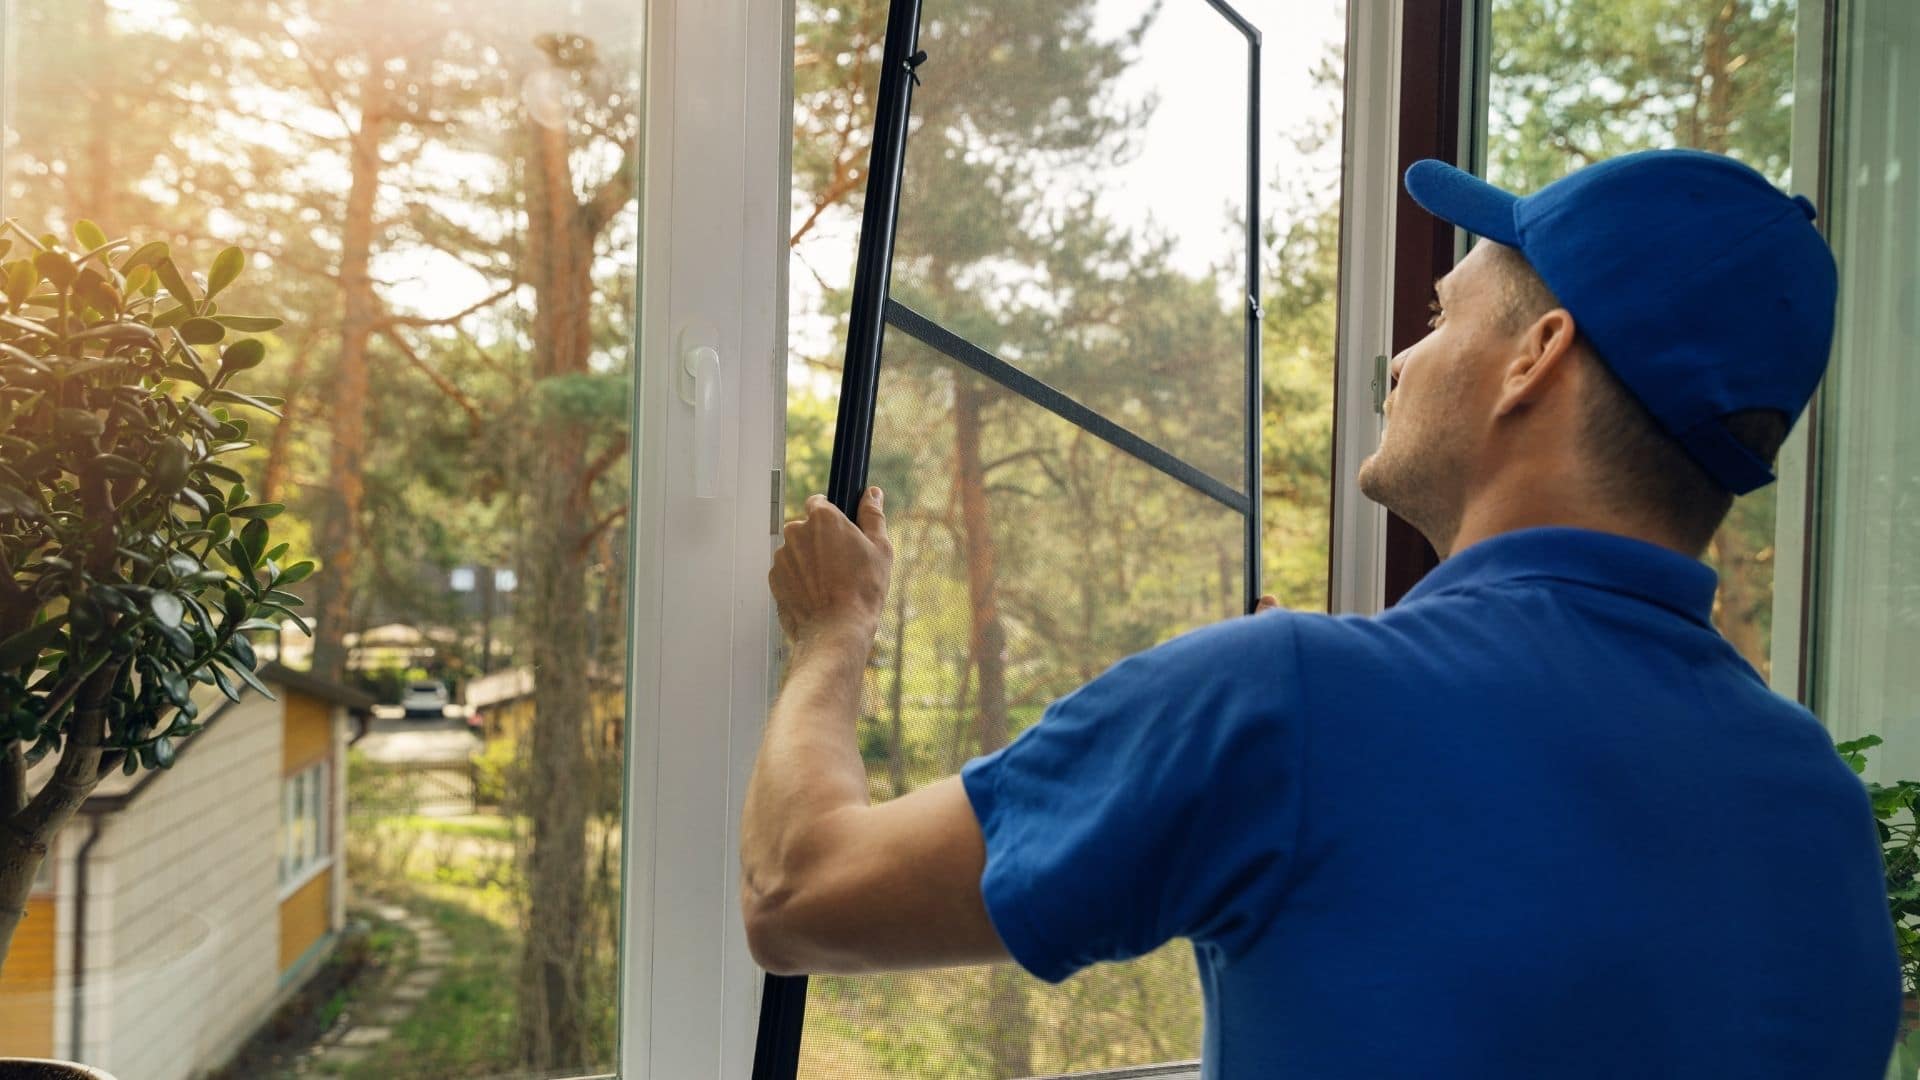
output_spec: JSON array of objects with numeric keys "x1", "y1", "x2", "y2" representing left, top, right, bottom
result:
[{"x1": 742, "y1": 150, "x2": 1901, "y2": 1077}]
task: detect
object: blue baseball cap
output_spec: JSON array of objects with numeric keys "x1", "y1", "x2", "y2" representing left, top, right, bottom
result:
[{"x1": 1403, "y1": 149, "x2": 1838, "y2": 494}]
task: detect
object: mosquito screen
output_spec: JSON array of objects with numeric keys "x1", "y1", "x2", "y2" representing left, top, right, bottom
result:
[{"x1": 758, "y1": 0, "x2": 1260, "y2": 1075}]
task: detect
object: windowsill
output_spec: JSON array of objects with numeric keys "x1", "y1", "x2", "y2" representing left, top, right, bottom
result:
[{"x1": 277, "y1": 855, "x2": 334, "y2": 902}]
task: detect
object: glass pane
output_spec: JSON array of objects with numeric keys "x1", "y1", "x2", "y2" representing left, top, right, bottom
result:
[
  {"x1": 1485, "y1": 0, "x2": 1801, "y2": 676},
  {"x1": 798, "y1": 326, "x2": 1246, "y2": 1078},
  {"x1": 1815, "y1": 0, "x2": 1919, "y2": 785},
  {"x1": 0, "y1": 1, "x2": 641, "y2": 1076}
]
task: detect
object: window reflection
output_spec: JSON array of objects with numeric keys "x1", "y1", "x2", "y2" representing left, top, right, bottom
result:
[{"x1": 1816, "y1": 0, "x2": 1920, "y2": 778}]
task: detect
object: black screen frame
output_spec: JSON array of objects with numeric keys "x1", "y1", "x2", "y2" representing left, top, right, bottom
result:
[{"x1": 753, "y1": 2, "x2": 1263, "y2": 1074}]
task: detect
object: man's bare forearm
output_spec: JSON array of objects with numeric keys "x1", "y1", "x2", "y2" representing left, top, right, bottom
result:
[{"x1": 741, "y1": 622, "x2": 875, "y2": 911}]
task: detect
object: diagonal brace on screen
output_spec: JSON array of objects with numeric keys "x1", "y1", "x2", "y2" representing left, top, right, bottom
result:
[{"x1": 885, "y1": 301, "x2": 1251, "y2": 514}]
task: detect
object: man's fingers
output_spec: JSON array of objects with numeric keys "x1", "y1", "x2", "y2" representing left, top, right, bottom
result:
[
  {"x1": 857, "y1": 486, "x2": 890, "y2": 552},
  {"x1": 1255, "y1": 594, "x2": 1279, "y2": 613}
]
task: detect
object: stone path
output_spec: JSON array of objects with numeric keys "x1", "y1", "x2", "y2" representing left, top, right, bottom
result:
[{"x1": 309, "y1": 900, "x2": 449, "y2": 1072}]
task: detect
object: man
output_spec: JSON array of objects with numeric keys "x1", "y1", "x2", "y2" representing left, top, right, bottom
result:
[{"x1": 742, "y1": 150, "x2": 1901, "y2": 1077}]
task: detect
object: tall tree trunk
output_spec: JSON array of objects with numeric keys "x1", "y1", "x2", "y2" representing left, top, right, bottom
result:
[
  {"x1": 261, "y1": 339, "x2": 316, "y2": 505},
  {"x1": 955, "y1": 380, "x2": 1011, "y2": 757},
  {"x1": 515, "y1": 110, "x2": 596, "y2": 1074},
  {"x1": 887, "y1": 579, "x2": 908, "y2": 798},
  {"x1": 1695, "y1": 5, "x2": 1771, "y2": 674},
  {"x1": 953, "y1": 375, "x2": 1031, "y2": 1077},
  {"x1": 310, "y1": 71, "x2": 389, "y2": 681}
]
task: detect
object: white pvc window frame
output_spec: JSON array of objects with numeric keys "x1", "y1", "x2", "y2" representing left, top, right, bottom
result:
[
  {"x1": 618, "y1": 0, "x2": 791, "y2": 1073},
  {"x1": 1328, "y1": 0, "x2": 1405, "y2": 614},
  {"x1": 1329, "y1": 0, "x2": 1402, "y2": 616},
  {"x1": 1766, "y1": 0, "x2": 1835, "y2": 704},
  {"x1": 659, "y1": 0, "x2": 1373, "y2": 1067}
]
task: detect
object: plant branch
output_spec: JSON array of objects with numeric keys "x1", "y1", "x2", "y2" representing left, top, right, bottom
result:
[
  {"x1": 26, "y1": 666, "x2": 94, "y2": 735},
  {"x1": 1, "y1": 742, "x2": 23, "y2": 820},
  {"x1": 15, "y1": 659, "x2": 124, "y2": 849}
]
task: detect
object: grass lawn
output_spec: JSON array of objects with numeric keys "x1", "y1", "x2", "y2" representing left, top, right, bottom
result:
[
  {"x1": 325, "y1": 809, "x2": 620, "y2": 1080},
  {"x1": 384, "y1": 814, "x2": 519, "y2": 843},
  {"x1": 327, "y1": 885, "x2": 526, "y2": 1080}
]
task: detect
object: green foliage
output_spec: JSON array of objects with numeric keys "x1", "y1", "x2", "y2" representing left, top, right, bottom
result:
[
  {"x1": 1488, "y1": 0, "x2": 1798, "y2": 190},
  {"x1": 472, "y1": 732, "x2": 521, "y2": 809},
  {"x1": 0, "y1": 220, "x2": 301, "y2": 771},
  {"x1": 1834, "y1": 735, "x2": 1920, "y2": 994},
  {"x1": 1834, "y1": 734, "x2": 1920, "y2": 1073},
  {"x1": 532, "y1": 371, "x2": 631, "y2": 425}
]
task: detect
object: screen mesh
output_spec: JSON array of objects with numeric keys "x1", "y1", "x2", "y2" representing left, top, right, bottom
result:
[
  {"x1": 780, "y1": 0, "x2": 1257, "y2": 1075},
  {"x1": 888, "y1": 0, "x2": 1253, "y2": 489}
]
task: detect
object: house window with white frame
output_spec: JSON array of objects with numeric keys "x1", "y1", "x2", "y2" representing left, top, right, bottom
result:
[{"x1": 280, "y1": 762, "x2": 328, "y2": 890}]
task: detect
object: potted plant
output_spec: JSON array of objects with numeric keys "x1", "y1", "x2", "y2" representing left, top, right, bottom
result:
[
  {"x1": 0, "y1": 219, "x2": 307, "y2": 1079},
  {"x1": 1833, "y1": 735, "x2": 1920, "y2": 1079}
]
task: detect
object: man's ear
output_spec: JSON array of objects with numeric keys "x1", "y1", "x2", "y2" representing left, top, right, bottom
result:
[{"x1": 1493, "y1": 308, "x2": 1581, "y2": 418}]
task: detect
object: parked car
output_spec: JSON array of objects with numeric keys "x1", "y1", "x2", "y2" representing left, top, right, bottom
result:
[{"x1": 400, "y1": 680, "x2": 451, "y2": 719}]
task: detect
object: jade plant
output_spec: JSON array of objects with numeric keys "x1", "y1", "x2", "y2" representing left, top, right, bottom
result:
[
  {"x1": 1834, "y1": 735, "x2": 1920, "y2": 1076},
  {"x1": 0, "y1": 219, "x2": 308, "y2": 976}
]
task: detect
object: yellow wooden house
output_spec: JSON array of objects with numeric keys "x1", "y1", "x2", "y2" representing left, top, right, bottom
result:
[{"x1": 0, "y1": 664, "x2": 372, "y2": 1077}]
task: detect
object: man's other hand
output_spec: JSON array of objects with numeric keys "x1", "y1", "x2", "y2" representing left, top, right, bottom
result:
[
  {"x1": 770, "y1": 487, "x2": 893, "y2": 645},
  {"x1": 1255, "y1": 594, "x2": 1279, "y2": 614}
]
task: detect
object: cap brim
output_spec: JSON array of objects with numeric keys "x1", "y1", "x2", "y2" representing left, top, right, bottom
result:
[{"x1": 1404, "y1": 160, "x2": 1522, "y2": 247}]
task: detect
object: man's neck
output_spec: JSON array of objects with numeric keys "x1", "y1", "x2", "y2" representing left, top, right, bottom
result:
[{"x1": 1444, "y1": 483, "x2": 1695, "y2": 561}]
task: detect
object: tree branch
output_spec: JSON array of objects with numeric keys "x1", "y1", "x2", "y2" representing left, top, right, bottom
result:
[
  {"x1": 454, "y1": 326, "x2": 525, "y2": 386},
  {"x1": 982, "y1": 447, "x2": 1052, "y2": 476},
  {"x1": 788, "y1": 169, "x2": 865, "y2": 250},
  {"x1": 371, "y1": 285, "x2": 515, "y2": 332},
  {"x1": 583, "y1": 139, "x2": 641, "y2": 238},
  {"x1": 288, "y1": 37, "x2": 366, "y2": 149},
  {"x1": 578, "y1": 433, "x2": 631, "y2": 498},
  {"x1": 377, "y1": 328, "x2": 486, "y2": 427},
  {"x1": 575, "y1": 505, "x2": 629, "y2": 560}
]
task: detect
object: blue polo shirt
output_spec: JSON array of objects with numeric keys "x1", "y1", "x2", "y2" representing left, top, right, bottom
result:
[{"x1": 961, "y1": 527, "x2": 1900, "y2": 1078}]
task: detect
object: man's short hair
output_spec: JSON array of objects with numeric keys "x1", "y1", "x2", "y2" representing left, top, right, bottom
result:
[{"x1": 1489, "y1": 244, "x2": 1790, "y2": 554}]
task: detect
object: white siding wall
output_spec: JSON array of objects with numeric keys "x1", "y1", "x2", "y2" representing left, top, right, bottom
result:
[{"x1": 61, "y1": 695, "x2": 283, "y2": 1079}]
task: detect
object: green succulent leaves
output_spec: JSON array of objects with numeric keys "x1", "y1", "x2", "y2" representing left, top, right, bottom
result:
[{"x1": 0, "y1": 219, "x2": 305, "y2": 776}]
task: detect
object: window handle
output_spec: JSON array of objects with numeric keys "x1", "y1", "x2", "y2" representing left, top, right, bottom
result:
[{"x1": 680, "y1": 343, "x2": 722, "y2": 499}]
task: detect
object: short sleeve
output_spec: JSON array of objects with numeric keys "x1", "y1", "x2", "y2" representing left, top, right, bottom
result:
[{"x1": 959, "y1": 612, "x2": 1305, "y2": 984}]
